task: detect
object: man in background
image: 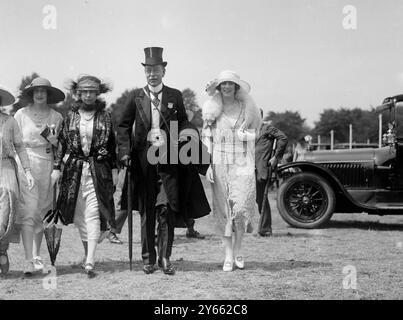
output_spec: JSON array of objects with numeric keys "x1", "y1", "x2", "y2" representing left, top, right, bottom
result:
[{"x1": 255, "y1": 109, "x2": 288, "y2": 237}]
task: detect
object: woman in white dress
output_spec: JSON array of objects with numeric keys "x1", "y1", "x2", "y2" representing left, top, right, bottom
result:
[
  {"x1": 0, "y1": 86, "x2": 35, "y2": 275},
  {"x1": 14, "y1": 77, "x2": 65, "y2": 274},
  {"x1": 202, "y1": 70, "x2": 261, "y2": 271}
]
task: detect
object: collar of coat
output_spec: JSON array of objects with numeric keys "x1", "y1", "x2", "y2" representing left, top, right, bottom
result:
[
  {"x1": 71, "y1": 99, "x2": 106, "y2": 112},
  {"x1": 135, "y1": 85, "x2": 175, "y2": 130}
]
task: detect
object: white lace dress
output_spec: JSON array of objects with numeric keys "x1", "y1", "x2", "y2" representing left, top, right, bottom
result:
[{"x1": 209, "y1": 110, "x2": 256, "y2": 237}]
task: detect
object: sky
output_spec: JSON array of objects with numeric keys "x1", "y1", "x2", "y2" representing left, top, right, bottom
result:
[{"x1": 2, "y1": 0, "x2": 403, "y2": 126}]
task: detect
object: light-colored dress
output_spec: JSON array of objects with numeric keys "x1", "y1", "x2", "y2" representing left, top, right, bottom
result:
[
  {"x1": 14, "y1": 107, "x2": 63, "y2": 234},
  {"x1": 0, "y1": 113, "x2": 30, "y2": 248},
  {"x1": 210, "y1": 109, "x2": 256, "y2": 237},
  {"x1": 72, "y1": 110, "x2": 100, "y2": 242}
]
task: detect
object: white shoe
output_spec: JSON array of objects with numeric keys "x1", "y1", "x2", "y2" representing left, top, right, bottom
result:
[
  {"x1": 85, "y1": 263, "x2": 96, "y2": 278},
  {"x1": 234, "y1": 256, "x2": 245, "y2": 269},
  {"x1": 32, "y1": 256, "x2": 44, "y2": 271},
  {"x1": 223, "y1": 260, "x2": 233, "y2": 272},
  {"x1": 23, "y1": 260, "x2": 35, "y2": 274}
]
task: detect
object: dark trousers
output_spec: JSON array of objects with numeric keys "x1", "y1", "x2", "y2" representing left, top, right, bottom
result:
[
  {"x1": 114, "y1": 209, "x2": 128, "y2": 234},
  {"x1": 141, "y1": 205, "x2": 174, "y2": 265},
  {"x1": 256, "y1": 177, "x2": 272, "y2": 233},
  {"x1": 114, "y1": 210, "x2": 194, "y2": 234},
  {"x1": 185, "y1": 218, "x2": 195, "y2": 229},
  {"x1": 140, "y1": 170, "x2": 175, "y2": 265}
]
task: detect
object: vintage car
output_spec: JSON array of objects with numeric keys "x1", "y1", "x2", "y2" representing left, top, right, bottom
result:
[{"x1": 276, "y1": 95, "x2": 403, "y2": 228}]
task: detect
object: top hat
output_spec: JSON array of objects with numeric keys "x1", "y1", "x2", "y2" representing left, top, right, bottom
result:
[
  {"x1": 22, "y1": 77, "x2": 65, "y2": 104},
  {"x1": 0, "y1": 86, "x2": 15, "y2": 106},
  {"x1": 141, "y1": 47, "x2": 168, "y2": 67}
]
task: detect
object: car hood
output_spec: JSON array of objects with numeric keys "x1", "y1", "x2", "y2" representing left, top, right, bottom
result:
[{"x1": 297, "y1": 147, "x2": 395, "y2": 165}]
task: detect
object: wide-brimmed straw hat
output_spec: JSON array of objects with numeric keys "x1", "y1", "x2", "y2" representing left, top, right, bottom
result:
[
  {"x1": 206, "y1": 70, "x2": 251, "y2": 95},
  {"x1": 0, "y1": 86, "x2": 15, "y2": 106},
  {"x1": 22, "y1": 77, "x2": 65, "y2": 104}
]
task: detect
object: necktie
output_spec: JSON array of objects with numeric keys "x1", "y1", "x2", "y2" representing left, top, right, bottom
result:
[{"x1": 151, "y1": 90, "x2": 162, "y2": 108}]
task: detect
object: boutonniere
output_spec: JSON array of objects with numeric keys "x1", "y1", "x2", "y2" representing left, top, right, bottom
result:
[{"x1": 167, "y1": 102, "x2": 174, "y2": 109}]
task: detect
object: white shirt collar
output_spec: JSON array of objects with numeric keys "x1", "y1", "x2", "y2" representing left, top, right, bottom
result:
[{"x1": 148, "y1": 83, "x2": 163, "y2": 94}]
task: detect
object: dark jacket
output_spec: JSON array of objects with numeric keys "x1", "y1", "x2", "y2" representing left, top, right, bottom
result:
[
  {"x1": 54, "y1": 102, "x2": 117, "y2": 231},
  {"x1": 255, "y1": 123, "x2": 288, "y2": 181},
  {"x1": 175, "y1": 122, "x2": 211, "y2": 227},
  {"x1": 117, "y1": 85, "x2": 188, "y2": 213}
]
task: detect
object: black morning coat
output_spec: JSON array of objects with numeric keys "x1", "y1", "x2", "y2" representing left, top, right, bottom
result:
[{"x1": 117, "y1": 85, "x2": 210, "y2": 224}]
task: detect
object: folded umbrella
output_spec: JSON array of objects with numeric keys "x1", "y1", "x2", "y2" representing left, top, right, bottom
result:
[{"x1": 43, "y1": 184, "x2": 65, "y2": 266}]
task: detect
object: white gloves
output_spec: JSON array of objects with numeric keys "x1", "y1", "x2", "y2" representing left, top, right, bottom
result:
[
  {"x1": 206, "y1": 165, "x2": 214, "y2": 183},
  {"x1": 25, "y1": 170, "x2": 35, "y2": 190}
]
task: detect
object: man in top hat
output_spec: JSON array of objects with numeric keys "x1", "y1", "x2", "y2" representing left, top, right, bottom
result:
[{"x1": 117, "y1": 47, "x2": 189, "y2": 275}]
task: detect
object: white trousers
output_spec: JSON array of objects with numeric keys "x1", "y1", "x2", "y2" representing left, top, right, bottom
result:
[{"x1": 73, "y1": 164, "x2": 100, "y2": 242}]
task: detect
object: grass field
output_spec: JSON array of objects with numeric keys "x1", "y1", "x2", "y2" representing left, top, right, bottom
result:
[{"x1": 1, "y1": 177, "x2": 402, "y2": 300}]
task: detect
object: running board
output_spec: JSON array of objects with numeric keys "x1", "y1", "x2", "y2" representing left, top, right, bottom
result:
[{"x1": 373, "y1": 203, "x2": 403, "y2": 209}]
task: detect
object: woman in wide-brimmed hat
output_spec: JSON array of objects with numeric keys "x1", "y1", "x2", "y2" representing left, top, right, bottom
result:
[
  {"x1": 0, "y1": 86, "x2": 35, "y2": 275},
  {"x1": 14, "y1": 77, "x2": 65, "y2": 274},
  {"x1": 52, "y1": 75, "x2": 117, "y2": 277},
  {"x1": 202, "y1": 70, "x2": 261, "y2": 272}
]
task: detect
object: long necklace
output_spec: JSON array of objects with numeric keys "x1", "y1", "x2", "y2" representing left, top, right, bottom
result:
[
  {"x1": 222, "y1": 101, "x2": 243, "y2": 129},
  {"x1": 28, "y1": 106, "x2": 51, "y2": 128}
]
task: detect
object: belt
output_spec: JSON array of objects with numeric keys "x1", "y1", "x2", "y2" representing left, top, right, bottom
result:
[{"x1": 70, "y1": 155, "x2": 91, "y2": 162}]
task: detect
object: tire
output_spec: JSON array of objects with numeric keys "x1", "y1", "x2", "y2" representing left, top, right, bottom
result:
[{"x1": 276, "y1": 172, "x2": 335, "y2": 228}]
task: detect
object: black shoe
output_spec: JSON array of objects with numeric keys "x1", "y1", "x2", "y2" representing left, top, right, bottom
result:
[
  {"x1": 186, "y1": 229, "x2": 205, "y2": 239},
  {"x1": 258, "y1": 229, "x2": 273, "y2": 237},
  {"x1": 108, "y1": 232, "x2": 123, "y2": 244},
  {"x1": 143, "y1": 264, "x2": 156, "y2": 274},
  {"x1": 158, "y1": 258, "x2": 175, "y2": 275},
  {"x1": 0, "y1": 250, "x2": 9, "y2": 275}
]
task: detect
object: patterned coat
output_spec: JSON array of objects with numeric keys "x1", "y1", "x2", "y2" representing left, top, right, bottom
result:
[{"x1": 54, "y1": 102, "x2": 117, "y2": 231}]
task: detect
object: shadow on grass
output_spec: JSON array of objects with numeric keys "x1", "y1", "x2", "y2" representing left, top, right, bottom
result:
[
  {"x1": 174, "y1": 259, "x2": 332, "y2": 272},
  {"x1": 326, "y1": 220, "x2": 403, "y2": 231},
  {"x1": 174, "y1": 234, "x2": 220, "y2": 244},
  {"x1": 1, "y1": 258, "x2": 332, "y2": 279},
  {"x1": 175, "y1": 232, "x2": 328, "y2": 245},
  {"x1": 269, "y1": 232, "x2": 329, "y2": 238}
]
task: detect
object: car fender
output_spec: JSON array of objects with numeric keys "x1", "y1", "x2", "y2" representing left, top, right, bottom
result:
[{"x1": 277, "y1": 161, "x2": 375, "y2": 211}]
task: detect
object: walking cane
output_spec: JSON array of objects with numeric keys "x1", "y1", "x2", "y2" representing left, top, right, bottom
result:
[{"x1": 127, "y1": 163, "x2": 133, "y2": 271}]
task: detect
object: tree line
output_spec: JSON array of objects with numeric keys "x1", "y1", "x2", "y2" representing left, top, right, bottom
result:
[{"x1": 10, "y1": 73, "x2": 403, "y2": 146}]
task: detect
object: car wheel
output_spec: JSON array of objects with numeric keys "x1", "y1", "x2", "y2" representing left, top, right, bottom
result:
[{"x1": 276, "y1": 172, "x2": 335, "y2": 228}]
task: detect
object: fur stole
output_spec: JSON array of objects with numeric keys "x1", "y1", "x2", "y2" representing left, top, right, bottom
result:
[{"x1": 202, "y1": 89, "x2": 262, "y2": 131}]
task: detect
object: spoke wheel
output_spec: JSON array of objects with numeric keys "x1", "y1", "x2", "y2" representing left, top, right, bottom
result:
[{"x1": 277, "y1": 172, "x2": 335, "y2": 228}]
